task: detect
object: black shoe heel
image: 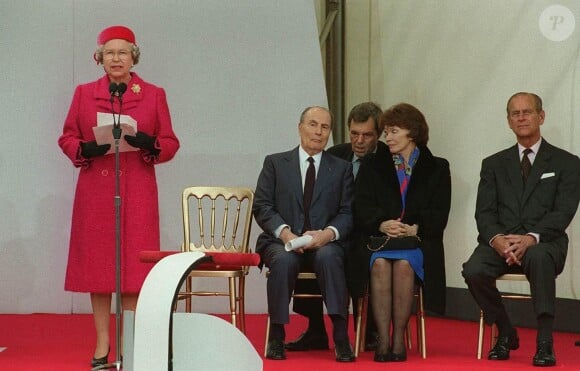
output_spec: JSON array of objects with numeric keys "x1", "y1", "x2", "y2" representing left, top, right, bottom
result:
[
  {"x1": 374, "y1": 351, "x2": 392, "y2": 362},
  {"x1": 91, "y1": 348, "x2": 110, "y2": 367}
]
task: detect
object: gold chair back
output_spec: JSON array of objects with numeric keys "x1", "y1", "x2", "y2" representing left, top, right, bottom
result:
[
  {"x1": 178, "y1": 186, "x2": 254, "y2": 333},
  {"x1": 182, "y1": 186, "x2": 254, "y2": 255}
]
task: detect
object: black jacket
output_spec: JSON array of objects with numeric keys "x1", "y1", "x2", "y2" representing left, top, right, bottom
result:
[{"x1": 349, "y1": 145, "x2": 451, "y2": 314}]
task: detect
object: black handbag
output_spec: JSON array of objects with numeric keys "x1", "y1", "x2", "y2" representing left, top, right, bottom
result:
[{"x1": 366, "y1": 235, "x2": 421, "y2": 252}]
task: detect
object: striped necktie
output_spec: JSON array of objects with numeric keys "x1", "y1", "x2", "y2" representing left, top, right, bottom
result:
[{"x1": 521, "y1": 148, "x2": 532, "y2": 183}]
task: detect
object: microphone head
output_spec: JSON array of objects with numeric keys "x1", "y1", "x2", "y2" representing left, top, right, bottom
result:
[
  {"x1": 109, "y1": 82, "x2": 118, "y2": 95},
  {"x1": 117, "y1": 83, "x2": 127, "y2": 96}
]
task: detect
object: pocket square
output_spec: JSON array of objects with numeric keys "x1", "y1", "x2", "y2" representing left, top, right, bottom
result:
[{"x1": 541, "y1": 172, "x2": 555, "y2": 179}]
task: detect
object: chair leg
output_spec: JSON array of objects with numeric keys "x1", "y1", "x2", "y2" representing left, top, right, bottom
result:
[
  {"x1": 406, "y1": 321, "x2": 412, "y2": 350},
  {"x1": 264, "y1": 315, "x2": 271, "y2": 357},
  {"x1": 238, "y1": 276, "x2": 246, "y2": 334},
  {"x1": 477, "y1": 310, "x2": 485, "y2": 359},
  {"x1": 360, "y1": 291, "x2": 369, "y2": 354},
  {"x1": 228, "y1": 277, "x2": 237, "y2": 328},
  {"x1": 354, "y1": 295, "x2": 365, "y2": 357},
  {"x1": 418, "y1": 287, "x2": 426, "y2": 359}
]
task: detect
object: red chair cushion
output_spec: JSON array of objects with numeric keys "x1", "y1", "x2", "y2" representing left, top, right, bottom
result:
[{"x1": 138, "y1": 250, "x2": 260, "y2": 270}]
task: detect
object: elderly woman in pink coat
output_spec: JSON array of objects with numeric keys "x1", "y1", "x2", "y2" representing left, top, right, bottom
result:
[{"x1": 58, "y1": 25, "x2": 180, "y2": 367}]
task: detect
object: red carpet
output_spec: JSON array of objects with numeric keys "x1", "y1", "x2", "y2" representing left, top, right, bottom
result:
[{"x1": 1, "y1": 313, "x2": 579, "y2": 370}]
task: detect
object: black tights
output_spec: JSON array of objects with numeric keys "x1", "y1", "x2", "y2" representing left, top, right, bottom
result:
[{"x1": 370, "y1": 258, "x2": 415, "y2": 354}]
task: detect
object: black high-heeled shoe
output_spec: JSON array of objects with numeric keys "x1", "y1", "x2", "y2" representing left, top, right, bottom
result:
[
  {"x1": 374, "y1": 342, "x2": 393, "y2": 362},
  {"x1": 374, "y1": 350, "x2": 392, "y2": 362},
  {"x1": 91, "y1": 348, "x2": 110, "y2": 367},
  {"x1": 390, "y1": 349, "x2": 407, "y2": 362}
]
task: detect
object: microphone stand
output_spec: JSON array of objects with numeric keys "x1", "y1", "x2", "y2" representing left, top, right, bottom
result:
[{"x1": 94, "y1": 84, "x2": 125, "y2": 371}]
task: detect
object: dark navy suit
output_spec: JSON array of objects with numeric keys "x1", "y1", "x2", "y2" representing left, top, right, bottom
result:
[{"x1": 253, "y1": 146, "x2": 354, "y2": 324}]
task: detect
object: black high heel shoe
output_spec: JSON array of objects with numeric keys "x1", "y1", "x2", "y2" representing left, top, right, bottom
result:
[
  {"x1": 374, "y1": 350, "x2": 392, "y2": 362},
  {"x1": 91, "y1": 348, "x2": 110, "y2": 367},
  {"x1": 374, "y1": 343, "x2": 393, "y2": 362},
  {"x1": 390, "y1": 349, "x2": 407, "y2": 362}
]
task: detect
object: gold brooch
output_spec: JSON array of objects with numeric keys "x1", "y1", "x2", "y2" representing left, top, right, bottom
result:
[{"x1": 131, "y1": 83, "x2": 141, "y2": 94}]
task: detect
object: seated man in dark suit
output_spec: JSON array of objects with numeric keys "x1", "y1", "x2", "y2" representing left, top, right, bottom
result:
[
  {"x1": 253, "y1": 106, "x2": 355, "y2": 362},
  {"x1": 462, "y1": 92, "x2": 580, "y2": 367},
  {"x1": 286, "y1": 102, "x2": 387, "y2": 352}
]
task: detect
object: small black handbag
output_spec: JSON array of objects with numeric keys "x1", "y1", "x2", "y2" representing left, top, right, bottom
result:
[{"x1": 366, "y1": 235, "x2": 421, "y2": 252}]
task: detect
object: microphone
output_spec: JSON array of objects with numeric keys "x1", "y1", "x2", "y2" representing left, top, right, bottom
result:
[
  {"x1": 108, "y1": 82, "x2": 126, "y2": 132},
  {"x1": 109, "y1": 82, "x2": 119, "y2": 94},
  {"x1": 117, "y1": 83, "x2": 127, "y2": 99},
  {"x1": 109, "y1": 82, "x2": 118, "y2": 103}
]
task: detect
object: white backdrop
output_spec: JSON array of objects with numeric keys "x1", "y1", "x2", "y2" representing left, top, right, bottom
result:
[
  {"x1": 0, "y1": 1, "x2": 327, "y2": 313},
  {"x1": 367, "y1": 0, "x2": 580, "y2": 299},
  {"x1": 3, "y1": 0, "x2": 580, "y2": 315}
]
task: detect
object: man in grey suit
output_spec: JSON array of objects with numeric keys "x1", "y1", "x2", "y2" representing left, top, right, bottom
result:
[
  {"x1": 286, "y1": 102, "x2": 386, "y2": 352},
  {"x1": 462, "y1": 92, "x2": 580, "y2": 367},
  {"x1": 253, "y1": 106, "x2": 355, "y2": 362}
]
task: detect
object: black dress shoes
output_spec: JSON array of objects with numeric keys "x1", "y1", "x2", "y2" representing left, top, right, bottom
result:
[
  {"x1": 285, "y1": 330, "x2": 329, "y2": 351},
  {"x1": 334, "y1": 340, "x2": 355, "y2": 362},
  {"x1": 488, "y1": 329, "x2": 520, "y2": 360},
  {"x1": 266, "y1": 339, "x2": 286, "y2": 360},
  {"x1": 533, "y1": 340, "x2": 556, "y2": 367}
]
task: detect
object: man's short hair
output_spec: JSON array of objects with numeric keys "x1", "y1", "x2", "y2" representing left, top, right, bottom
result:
[
  {"x1": 506, "y1": 92, "x2": 543, "y2": 114},
  {"x1": 299, "y1": 106, "x2": 333, "y2": 128},
  {"x1": 347, "y1": 102, "x2": 383, "y2": 134}
]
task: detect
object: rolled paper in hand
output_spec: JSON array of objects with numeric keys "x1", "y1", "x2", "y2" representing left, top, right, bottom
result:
[{"x1": 285, "y1": 235, "x2": 313, "y2": 252}]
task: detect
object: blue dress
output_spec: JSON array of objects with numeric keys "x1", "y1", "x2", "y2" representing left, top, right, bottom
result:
[{"x1": 369, "y1": 148, "x2": 424, "y2": 281}]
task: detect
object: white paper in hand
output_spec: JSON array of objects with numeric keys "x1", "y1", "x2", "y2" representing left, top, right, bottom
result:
[
  {"x1": 285, "y1": 235, "x2": 313, "y2": 252},
  {"x1": 93, "y1": 112, "x2": 139, "y2": 154}
]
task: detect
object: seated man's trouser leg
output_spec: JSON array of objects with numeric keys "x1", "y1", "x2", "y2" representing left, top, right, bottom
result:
[
  {"x1": 521, "y1": 242, "x2": 565, "y2": 318},
  {"x1": 462, "y1": 242, "x2": 564, "y2": 325},
  {"x1": 262, "y1": 243, "x2": 348, "y2": 324}
]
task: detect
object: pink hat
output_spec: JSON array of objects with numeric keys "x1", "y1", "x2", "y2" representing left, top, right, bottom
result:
[{"x1": 97, "y1": 25, "x2": 136, "y2": 45}]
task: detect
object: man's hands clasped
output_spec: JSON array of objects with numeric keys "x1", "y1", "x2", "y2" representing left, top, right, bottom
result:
[{"x1": 492, "y1": 234, "x2": 537, "y2": 266}]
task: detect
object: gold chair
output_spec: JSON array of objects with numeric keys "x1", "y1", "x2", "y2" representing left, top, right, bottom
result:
[
  {"x1": 355, "y1": 285, "x2": 426, "y2": 358},
  {"x1": 263, "y1": 272, "x2": 323, "y2": 357},
  {"x1": 177, "y1": 186, "x2": 254, "y2": 334},
  {"x1": 477, "y1": 273, "x2": 530, "y2": 359}
]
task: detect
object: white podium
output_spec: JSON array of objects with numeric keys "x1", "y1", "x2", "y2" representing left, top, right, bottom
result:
[{"x1": 123, "y1": 252, "x2": 262, "y2": 371}]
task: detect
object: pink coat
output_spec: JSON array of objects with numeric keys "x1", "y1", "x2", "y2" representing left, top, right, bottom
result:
[{"x1": 59, "y1": 73, "x2": 180, "y2": 293}]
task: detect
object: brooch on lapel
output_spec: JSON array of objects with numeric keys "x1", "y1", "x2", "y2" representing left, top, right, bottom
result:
[{"x1": 131, "y1": 83, "x2": 141, "y2": 94}]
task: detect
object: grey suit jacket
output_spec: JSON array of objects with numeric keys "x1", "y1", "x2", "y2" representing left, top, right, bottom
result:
[
  {"x1": 475, "y1": 139, "x2": 580, "y2": 272},
  {"x1": 253, "y1": 146, "x2": 354, "y2": 256}
]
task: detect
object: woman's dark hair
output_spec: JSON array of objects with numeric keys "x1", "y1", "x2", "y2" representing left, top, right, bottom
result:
[{"x1": 381, "y1": 103, "x2": 429, "y2": 146}]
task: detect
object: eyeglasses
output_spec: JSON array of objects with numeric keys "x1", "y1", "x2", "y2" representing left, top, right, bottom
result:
[{"x1": 102, "y1": 49, "x2": 132, "y2": 61}]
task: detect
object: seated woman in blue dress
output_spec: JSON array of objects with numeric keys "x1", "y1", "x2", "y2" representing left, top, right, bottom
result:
[{"x1": 352, "y1": 103, "x2": 451, "y2": 362}]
